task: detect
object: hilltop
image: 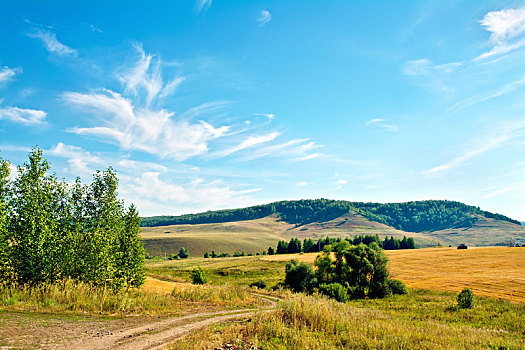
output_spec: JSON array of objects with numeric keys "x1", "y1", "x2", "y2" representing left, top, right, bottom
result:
[{"x1": 141, "y1": 199, "x2": 525, "y2": 256}]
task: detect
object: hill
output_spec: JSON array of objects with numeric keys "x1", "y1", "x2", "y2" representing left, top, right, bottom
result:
[{"x1": 141, "y1": 199, "x2": 525, "y2": 256}]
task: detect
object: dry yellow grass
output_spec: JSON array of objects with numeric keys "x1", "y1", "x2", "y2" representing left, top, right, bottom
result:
[
  {"x1": 262, "y1": 247, "x2": 525, "y2": 303},
  {"x1": 142, "y1": 276, "x2": 179, "y2": 294}
]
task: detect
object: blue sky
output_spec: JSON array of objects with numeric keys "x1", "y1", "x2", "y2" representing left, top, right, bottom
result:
[{"x1": 1, "y1": 1, "x2": 525, "y2": 220}]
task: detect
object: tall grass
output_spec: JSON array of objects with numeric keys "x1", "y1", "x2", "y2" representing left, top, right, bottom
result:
[
  {"x1": 169, "y1": 291, "x2": 525, "y2": 349},
  {"x1": 0, "y1": 280, "x2": 260, "y2": 316}
]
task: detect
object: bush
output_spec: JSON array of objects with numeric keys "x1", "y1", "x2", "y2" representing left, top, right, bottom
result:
[
  {"x1": 457, "y1": 288, "x2": 474, "y2": 308},
  {"x1": 284, "y1": 259, "x2": 317, "y2": 292},
  {"x1": 388, "y1": 279, "x2": 408, "y2": 295},
  {"x1": 319, "y1": 283, "x2": 349, "y2": 302},
  {"x1": 249, "y1": 280, "x2": 267, "y2": 289},
  {"x1": 190, "y1": 266, "x2": 208, "y2": 285},
  {"x1": 178, "y1": 247, "x2": 189, "y2": 259}
]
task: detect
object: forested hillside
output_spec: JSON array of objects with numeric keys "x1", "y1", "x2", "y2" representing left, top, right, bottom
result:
[{"x1": 141, "y1": 199, "x2": 520, "y2": 232}]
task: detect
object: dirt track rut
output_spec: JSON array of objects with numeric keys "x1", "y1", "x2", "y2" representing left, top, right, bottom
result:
[{"x1": 56, "y1": 293, "x2": 280, "y2": 350}]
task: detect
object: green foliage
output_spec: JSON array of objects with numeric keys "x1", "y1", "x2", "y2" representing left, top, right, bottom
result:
[
  {"x1": 141, "y1": 199, "x2": 521, "y2": 231},
  {"x1": 249, "y1": 280, "x2": 267, "y2": 289},
  {"x1": 178, "y1": 247, "x2": 189, "y2": 259},
  {"x1": 388, "y1": 279, "x2": 408, "y2": 295},
  {"x1": 190, "y1": 266, "x2": 208, "y2": 285},
  {"x1": 284, "y1": 259, "x2": 317, "y2": 292},
  {"x1": 0, "y1": 147, "x2": 145, "y2": 289},
  {"x1": 318, "y1": 283, "x2": 349, "y2": 302},
  {"x1": 287, "y1": 237, "x2": 301, "y2": 253},
  {"x1": 276, "y1": 240, "x2": 288, "y2": 254},
  {"x1": 267, "y1": 246, "x2": 275, "y2": 255},
  {"x1": 457, "y1": 288, "x2": 474, "y2": 309},
  {"x1": 203, "y1": 251, "x2": 209, "y2": 258}
]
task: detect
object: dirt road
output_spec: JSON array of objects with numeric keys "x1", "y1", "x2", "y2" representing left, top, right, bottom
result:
[{"x1": 54, "y1": 293, "x2": 279, "y2": 350}]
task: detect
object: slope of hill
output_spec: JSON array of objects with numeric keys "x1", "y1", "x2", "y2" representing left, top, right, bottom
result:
[{"x1": 141, "y1": 199, "x2": 525, "y2": 256}]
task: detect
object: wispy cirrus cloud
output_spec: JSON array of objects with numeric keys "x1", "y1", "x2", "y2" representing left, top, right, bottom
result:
[
  {"x1": 423, "y1": 121, "x2": 525, "y2": 175},
  {"x1": 119, "y1": 43, "x2": 184, "y2": 106},
  {"x1": 402, "y1": 59, "x2": 462, "y2": 92},
  {"x1": 63, "y1": 90, "x2": 229, "y2": 160},
  {"x1": 196, "y1": 0, "x2": 212, "y2": 14},
  {"x1": 0, "y1": 106, "x2": 46, "y2": 125},
  {"x1": 215, "y1": 132, "x2": 280, "y2": 158},
  {"x1": 27, "y1": 29, "x2": 77, "y2": 57},
  {"x1": 257, "y1": 10, "x2": 272, "y2": 27},
  {"x1": 254, "y1": 113, "x2": 275, "y2": 121},
  {"x1": 365, "y1": 118, "x2": 399, "y2": 131},
  {"x1": 0, "y1": 66, "x2": 22, "y2": 84},
  {"x1": 476, "y1": 5, "x2": 525, "y2": 60}
]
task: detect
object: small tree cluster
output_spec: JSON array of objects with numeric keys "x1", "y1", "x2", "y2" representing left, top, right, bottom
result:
[
  {"x1": 272, "y1": 235, "x2": 416, "y2": 256},
  {"x1": 284, "y1": 242, "x2": 408, "y2": 300},
  {"x1": 0, "y1": 148, "x2": 145, "y2": 289}
]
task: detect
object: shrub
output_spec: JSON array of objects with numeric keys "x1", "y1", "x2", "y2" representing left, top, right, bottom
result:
[
  {"x1": 178, "y1": 247, "x2": 189, "y2": 259},
  {"x1": 249, "y1": 280, "x2": 267, "y2": 289},
  {"x1": 319, "y1": 283, "x2": 349, "y2": 302},
  {"x1": 388, "y1": 279, "x2": 408, "y2": 295},
  {"x1": 457, "y1": 288, "x2": 474, "y2": 308},
  {"x1": 284, "y1": 259, "x2": 317, "y2": 292},
  {"x1": 191, "y1": 266, "x2": 208, "y2": 285}
]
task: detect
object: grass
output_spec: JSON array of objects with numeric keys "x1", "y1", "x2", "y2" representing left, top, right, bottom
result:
[
  {"x1": 141, "y1": 214, "x2": 441, "y2": 258},
  {"x1": 147, "y1": 256, "x2": 287, "y2": 288},
  {"x1": 0, "y1": 278, "x2": 262, "y2": 317},
  {"x1": 141, "y1": 213, "x2": 525, "y2": 258},
  {"x1": 168, "y1": 291, "x2": 525, "y2": 350},
  {"x1": 148, "y1": 246, "x2": 525, "y2": 303}
]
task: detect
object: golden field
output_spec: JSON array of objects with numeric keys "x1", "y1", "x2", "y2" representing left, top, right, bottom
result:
[{"x1": 263, "y1": 246, "x2": 525, "y2": 303}]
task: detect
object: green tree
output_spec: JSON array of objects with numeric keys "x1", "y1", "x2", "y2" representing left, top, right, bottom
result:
[
  {"x1": 115, "y1": 204, "x2": 146, "y2": 289},
  {"x1": 191, "y1": 266, "x2": 208, "y2": 284},
  {"x1": 314, "y1": 251, "x2": 334, "y2": 285},
  {"x1": 343, "y1": 243, "x2": 390, "y2": 298},
  {"x1": 0, "y1": 156, "x2": 12, "y2": 281},
  {"x1": 284, "y1": 259, "x2": 317, "y2": 292},
  {"x1": 276, "y1": 240, "x2": 288, "y2": 254},
  {"x1": 457, "y1": 288, "x2": 474, "y2": 309},
  {"x1": 178, "y1": 247, "x2": 189, "y2": 259},
  {"x1": 9, "y1": 148, "x2": 65, "y2": 285},
  {"x1": 267, "y1": 246, "x2": 275, "y2": 255}
]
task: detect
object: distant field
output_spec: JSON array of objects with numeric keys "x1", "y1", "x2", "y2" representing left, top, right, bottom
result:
[
  {"x1": 262, "y1": 247, "x2": 525, "y2": 303},
  {"x1": 141, "y1": 214, "x2": 437, "y2": 257}
]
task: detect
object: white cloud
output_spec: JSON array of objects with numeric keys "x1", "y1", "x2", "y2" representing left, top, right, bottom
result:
[
  {"x1": 196, "y1": 0, "x2": 212, "y2": 13},
  {"x1": 365, "y1": 118, "x2": 399, "y2": 131},
  {"x1": 298, "y1": 153, "x2": 320, "y2": 161},
  {"x1": 120, "y1": 172, "x2": 261, "y2": 215},
  {"x1": 476, "y1": 6, "x2": 525, "y2": 60},
  {"x1": 118, "y1": 43, "x2": 183, "y2": 106},
  {"x1": 254, "y1": 113, "x2": 275, "y2": 121},
  {"x1": 0, "y1": 107, "x2": 46, "y2": 125},
  {"x1": 336, "y1": 179, "x2": 348, "y2": 185},
  {"x1": 0, "y1": 66, "x2": 22, "y2": 84},
  {"x1": 216, "y1": 132, "x2": 280, "y2": 157},
  {"x1": 27, "y1": 29, "x2": 77, "y2": 57},
  {"x1": 88, "y1": 24, "x2": 103, "y2": 33},
  {"x1": 403, "y1": 59, "x2": 462, "y2": 76},
  {"x1": 483, "y1": 182, "x2": 525, "y2": 199},
  {"x1": 63, "y1": 90, "x2": 229, "y2": 160},
  {"x1": 257, "y1": 10, "x2": 272, "y2": 27},
  {"x1": 447, "y1": 75, "x2": 525, "y2": 114},
  {"x1": 424, "y1": 121, "x2": 525, "y2": 175},
  {"x1": 296, "y1": 181, "x2": 308, "y2": 187}
]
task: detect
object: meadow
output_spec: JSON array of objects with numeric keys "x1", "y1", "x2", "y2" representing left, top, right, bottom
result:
[{"x1": 148, "y1": 246, "x2": 525, "y2": 303}]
